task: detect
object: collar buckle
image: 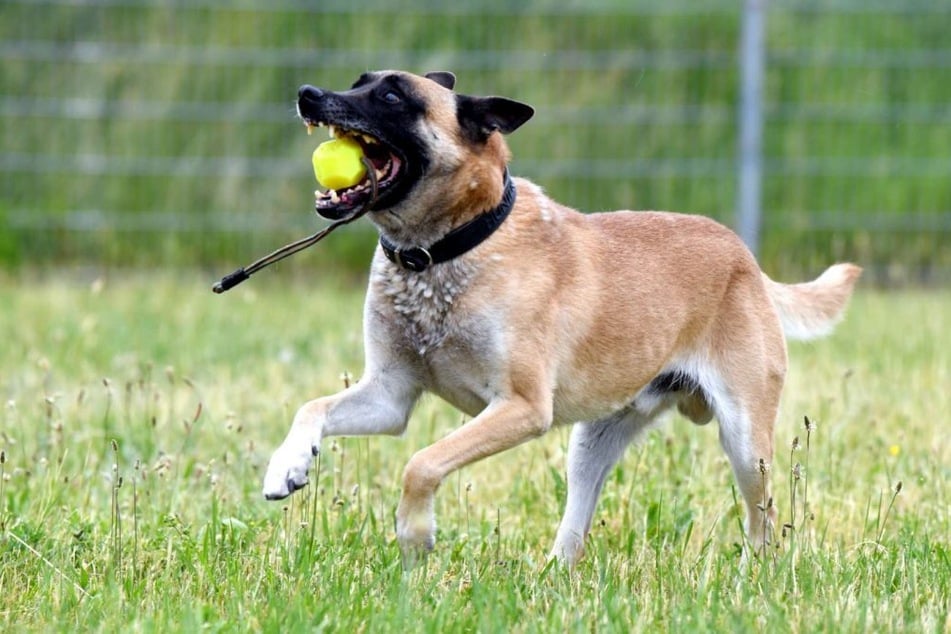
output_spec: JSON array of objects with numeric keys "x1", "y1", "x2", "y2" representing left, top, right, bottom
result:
[{"x1": 382, "y1": 244, "x2": 433, "y2": 272}]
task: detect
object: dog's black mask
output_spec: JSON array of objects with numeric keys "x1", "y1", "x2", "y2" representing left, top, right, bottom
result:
[
  {"x1": 297, "y1": 70, "x2": 534, "y2": 221},
  {"x1": 297, "y1": 73, "x2": 440, "y2": 219}
]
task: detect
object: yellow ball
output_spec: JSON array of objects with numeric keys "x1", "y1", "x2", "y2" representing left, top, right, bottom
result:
[{"x1": 311, "y1": 137, "x2": 366, "y2": 190}]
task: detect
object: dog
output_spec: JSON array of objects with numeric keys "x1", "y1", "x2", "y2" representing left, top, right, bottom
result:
[{"x1": 261, "y1": 70, "x2": 861, "y2": 567}]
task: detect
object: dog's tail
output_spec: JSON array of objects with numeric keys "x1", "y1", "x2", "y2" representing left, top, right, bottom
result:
[{"x1": 763, "y1": 263, "x2": 862, "y2": 341}]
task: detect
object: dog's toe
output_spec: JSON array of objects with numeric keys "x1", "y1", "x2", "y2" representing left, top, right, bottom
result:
[
  {"x1": 400, "y1": 542, "x2": 433, "y2": 571},
  {"x1": 262, "y1": 472, "x2": 309, "y2": 500},
  {"x1": 287, "y1": 474, "x2": 309, "y2": 492},
  {"x1": 263, "y1": 489, "x2": 289, "y2": 501}
]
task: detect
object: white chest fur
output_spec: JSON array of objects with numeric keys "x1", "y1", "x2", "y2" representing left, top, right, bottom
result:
[{"x1": 372, "y1": 258, "x2": 476, "y2": 356}]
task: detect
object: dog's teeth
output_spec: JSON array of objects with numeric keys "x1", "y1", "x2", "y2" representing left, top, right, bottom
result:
[
  {"x1": 362, "y1": 134, "x2": 376, "y2": 145},
  {"x1": 305, "y1": 122, "x2": 314, "y2": 136},
  {"x1": 328, "y1": 125, "x2": 337, "y2": 139},
  {"x1": 375, "y1": 168, "x2": 385, "y2": 180},
  {"x1": 329, "y1": 189, "x2": 340, "y2": 203}
]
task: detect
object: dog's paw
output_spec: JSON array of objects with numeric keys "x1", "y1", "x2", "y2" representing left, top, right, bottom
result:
[
  {"x1": 262, "y1": 444, "x2": 314, "y2": 500},
  {"x1": 399, "y1": 542, "x2": 433, "y2": 572},
  {"x1": 396, "y1": 509, "x2": 436, "y2": 570},
  {"x1": 549, "y1": 529, "x2": 586, "y2": 568}
]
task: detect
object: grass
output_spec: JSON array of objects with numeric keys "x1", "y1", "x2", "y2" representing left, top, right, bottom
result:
[{"x1": 0, "y1": 271, "x2": 948, "y2": 632}]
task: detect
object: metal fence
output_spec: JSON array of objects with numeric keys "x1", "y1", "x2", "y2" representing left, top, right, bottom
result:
[{"x1": 1, "y1": 0, "x2": 949, "y2": 281}]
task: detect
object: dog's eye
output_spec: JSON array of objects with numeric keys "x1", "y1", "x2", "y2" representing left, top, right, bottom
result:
[{"x1": 382, "y1": 91, "x2": 401, "y2": 105}]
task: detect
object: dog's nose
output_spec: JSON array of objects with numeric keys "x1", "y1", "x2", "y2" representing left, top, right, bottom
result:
[{"x1": 298, "y1": 84, "x2": 324, "y2": 101}]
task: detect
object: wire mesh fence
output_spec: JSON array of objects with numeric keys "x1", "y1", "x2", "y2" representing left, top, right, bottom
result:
[{"x1": 1, "y1": 0, "x2": 949, "y2": 282}]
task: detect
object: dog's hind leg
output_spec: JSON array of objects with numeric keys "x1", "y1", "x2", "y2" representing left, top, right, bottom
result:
[
  {"x1": 715, "y1": 391, "x2": 782, "y2": 561},
  {"x1": 550, "y1": 408, "x2": 654, "y2": 567},
  {"x1": 705, "y1": 280, "x2": 787, "y2": 561}
]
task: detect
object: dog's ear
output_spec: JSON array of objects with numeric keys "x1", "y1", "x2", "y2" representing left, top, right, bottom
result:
[
  {"x1": 456, "y1": 95, "x2": 535, "y2": 143},
  {"x1": 425, "y1": 71, "x2": 456, "y2": 90}
]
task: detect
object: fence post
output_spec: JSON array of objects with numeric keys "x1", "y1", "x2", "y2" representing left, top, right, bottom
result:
[{"x1": 737, "y1": 0, "x2": 766, "y2": 256}]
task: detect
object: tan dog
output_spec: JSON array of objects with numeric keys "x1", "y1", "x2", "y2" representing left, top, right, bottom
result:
[{"x1": 261, "y1": 70, "x2": 861, "y2": 566}]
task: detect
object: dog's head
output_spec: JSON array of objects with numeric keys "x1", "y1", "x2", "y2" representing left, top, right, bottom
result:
[{"x1": 297, "y1": 70, "x2": 533, "y2": 238}]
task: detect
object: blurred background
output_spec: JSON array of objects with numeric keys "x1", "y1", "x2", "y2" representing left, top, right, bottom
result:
[{"x1": 1, "y1": 0, "x2": 949, "y2": 284}]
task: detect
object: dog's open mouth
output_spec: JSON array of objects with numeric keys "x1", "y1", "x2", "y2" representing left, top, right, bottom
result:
[{"x1": 305, "y1": 121, "x2": 404, "y2": 218}]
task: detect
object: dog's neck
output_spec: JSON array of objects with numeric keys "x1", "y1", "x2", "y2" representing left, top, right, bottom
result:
[{"x1": 376, "y1": 170, "x2": 516, "y2": 273}]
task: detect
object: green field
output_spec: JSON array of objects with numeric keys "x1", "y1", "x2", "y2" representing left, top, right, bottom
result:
[{"x1": 0, "y1": 272, "x2": 948, "y2": 632}]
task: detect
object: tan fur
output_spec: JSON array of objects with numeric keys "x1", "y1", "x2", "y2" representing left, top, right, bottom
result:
[{"x1": 262, "y1": 71, "x2": 861, "y2": 567}]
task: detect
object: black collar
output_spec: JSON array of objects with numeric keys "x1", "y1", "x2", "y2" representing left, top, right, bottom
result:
[{"x1": 379, "y1": 170, "x2": 516, "y2": 272}]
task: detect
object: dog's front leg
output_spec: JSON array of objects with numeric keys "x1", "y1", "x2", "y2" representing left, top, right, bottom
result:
[
  {"x1": 395, "y1": 395, "x2": 552, "y2": 567},
  {"x1": 262, "y1": 369, "x2": 420, "y2": 500}
]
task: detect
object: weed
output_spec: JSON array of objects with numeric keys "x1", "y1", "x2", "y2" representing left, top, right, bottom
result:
[{"x1": 0, "y1": 277, "x2": 946, "y2": 632}]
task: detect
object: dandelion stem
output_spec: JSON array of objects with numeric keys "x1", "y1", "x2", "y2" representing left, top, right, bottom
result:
[
  {"x1": 803, "y1": 416, "x2": 814, "y2": 544},
  {"x1": 789, "y1": 438, "x2": 799, "y2": 537},
  {"x1": 877, "y1": 481, "x2": 902, "y2": 542},
  {"x1": 758, "y1": 458, "x2": 770, "y2": 558},
  {"x1": 308, "y1": 450, "x2": 322, "y2": 558},
  {"x1": 132, "y1": 464, "x2": 139, "y2": 586},
  {"x1": 110, "y1": 439, "x2": 122, "y2": 582},
  {"x1": 0, "y1": 451, "x2": 6, "y2": 531},
  {"x1": 496, "y1": 507, "x2": 502, "y2": 563}
]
